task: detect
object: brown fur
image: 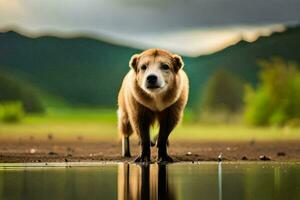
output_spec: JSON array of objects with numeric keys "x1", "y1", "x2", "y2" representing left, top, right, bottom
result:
[{"x1": 118, "y1": 48, "x2": 189, "y2": 162}]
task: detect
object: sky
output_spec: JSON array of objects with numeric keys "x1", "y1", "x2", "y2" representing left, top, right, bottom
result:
[{"x1": 0, "y1": 0, "x2": 299, "y2": 56}]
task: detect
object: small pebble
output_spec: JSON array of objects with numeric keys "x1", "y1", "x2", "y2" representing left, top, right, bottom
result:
[
  {"x1": 277, "y1": 152, "x2": 286, "y2": 156},
  {"x1": 30, "y1": 148, "x2": 36, "y2": 154},
  {"x1": 89, "y1": 152, "x2": 103, "y2": 157},
  {"x1": 218, "y1": 153, "x2": 223, "y2": 162},
  {"x1": 259, "y1": 155, "x2": 271, "y2": 161},
  {"x1": 186, "y1": 152, "x2": 192, "y2": 156},
  {"x1": 48, "y1": 151, "x2": 58, "y2": 156},
  {"x1": 241, "y1": 156, "x2": 248, "y2": 160}
]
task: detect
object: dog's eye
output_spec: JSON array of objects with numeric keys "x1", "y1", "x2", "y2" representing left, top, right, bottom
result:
[
  {"x1": 161, "y1": 64, "x2": 170, "y2": 70},
  {"x1": 141, "y1": 65, "x2": 147, "y2": 70}
]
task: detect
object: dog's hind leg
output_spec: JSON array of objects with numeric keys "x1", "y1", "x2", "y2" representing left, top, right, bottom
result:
[
  {"x1": 122, "y1": 135, "x2": 131, "y2": 157},
  {"x1": 118, "y1": 109, "x2": 133, "y2": 157}
]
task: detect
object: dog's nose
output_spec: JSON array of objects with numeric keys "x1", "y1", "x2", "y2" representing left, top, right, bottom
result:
[{"x1": 147, "y1": 75, "x2": 157, "y2": 84}]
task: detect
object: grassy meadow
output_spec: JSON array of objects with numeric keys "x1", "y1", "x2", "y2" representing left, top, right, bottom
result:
[{"x1": 1, "y1": 108, "x2": 300, "y2": 142}]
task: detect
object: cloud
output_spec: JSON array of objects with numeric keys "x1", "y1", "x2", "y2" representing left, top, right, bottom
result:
[
  {"x1": 112, "y1": 24, "x2": 286, "y2": 56},
  {"x1": 0, "y1": 0, "x2": 25, "y2": 25},
  {"x1": 0, "y1": 0, "x2": 298, "y2": 56},
  {"x1": 1, "y1": 0, "x2": 299, "y2": 32}
]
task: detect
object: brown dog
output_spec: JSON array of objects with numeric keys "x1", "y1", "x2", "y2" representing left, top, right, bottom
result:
[{"x1": 117, "y1": 48, "x2": 189, "y2": 162}]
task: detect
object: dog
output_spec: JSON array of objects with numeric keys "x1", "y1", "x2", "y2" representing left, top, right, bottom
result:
[{"x1": 117, "y1": 48, "x2": 189, "y2": 162}]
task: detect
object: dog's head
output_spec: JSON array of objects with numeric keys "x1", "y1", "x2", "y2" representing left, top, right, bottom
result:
[{"x1": 129, "y1": 49, "x2": 184, "y2": 95}]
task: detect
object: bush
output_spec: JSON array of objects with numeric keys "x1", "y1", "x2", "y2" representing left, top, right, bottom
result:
[
  {"x1": 244, "y1": 86, "x2": 273, "y2": 125},
  {"x1": 286, "y1": 118, "x2": 300, "y2": 127},
  {"x1": 0, "y1": 101, "x2": 24, "y2": 123},
  {"x1": 0, "y1": 72, "x2": 44, "y2": 113},
  {"x1": 196, "y1": 69, "x2": 245, "y2": 122},
  {"x1": 244, "y1": 58, "x2": 300, "y2": 126}
]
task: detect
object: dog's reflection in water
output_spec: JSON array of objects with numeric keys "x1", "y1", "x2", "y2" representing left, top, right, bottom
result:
[{"x1": 118, "y1": 163, "x2": 176, "y2": 200}]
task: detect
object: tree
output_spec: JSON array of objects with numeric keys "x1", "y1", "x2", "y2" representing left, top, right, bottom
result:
[
  {"x1": 244, "y1": 58, "x2": 300, "y2": 126},
  {"x1": 200, "y1": 68, "x2": 245, "y2": 113}
]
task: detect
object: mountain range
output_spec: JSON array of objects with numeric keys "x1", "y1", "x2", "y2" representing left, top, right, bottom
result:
[{"x1": 0, "y1": 26, "x2": 299, "y2": 108}]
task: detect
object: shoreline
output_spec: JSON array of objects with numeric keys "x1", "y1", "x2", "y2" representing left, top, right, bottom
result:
[{"x1": 1, "y1": 140, "x2": 300, "y2": 163}]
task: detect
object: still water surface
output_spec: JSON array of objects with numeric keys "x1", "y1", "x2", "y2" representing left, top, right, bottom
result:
[{"x1": 0, "y1": 162, "x2": 299, "y2": 200}]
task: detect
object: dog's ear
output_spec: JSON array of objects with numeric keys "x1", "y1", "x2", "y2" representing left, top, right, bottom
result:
[
  {"x1": 173, "y1": 54, "x2": 184, "y2": 73},
  {"x1": 129, "y1": 54, "x2": 140, "y2": 72}
]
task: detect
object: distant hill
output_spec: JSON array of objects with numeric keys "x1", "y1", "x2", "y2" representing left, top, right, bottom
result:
[
  {"x1": 0, "y1": 32, "x2": 139, "y2": 107},
  {"x1": 0, "y1": 26, "x2": 300, "y2": 108},
  {"x1": 185, "y1": 26, "x2": 300, "y2": 105},
  {"x1": 0, "y1": 72, "x2": 44, "y2": 113}
]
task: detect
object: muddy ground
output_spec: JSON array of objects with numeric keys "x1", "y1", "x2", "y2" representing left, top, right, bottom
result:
[{"x1": 1, "y1": 140, "x2": 300, "y2": 163}]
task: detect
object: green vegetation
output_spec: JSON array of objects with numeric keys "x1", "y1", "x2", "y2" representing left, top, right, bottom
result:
[
  {"x1": 197, "y1": 69, "x2": 244, "y2": 122},
  {"x1": 0, "y1": 72, "x2": 44, "y2": 113},
  {"x1": 0, "y1": 108, "x2": 300, "y2": 141},
  {"x1": 0, "y1": 101, "x2": 24, "y2": 123},
  {"x1": 244, "y1": 58, "x2": 300, "y2": 126}
]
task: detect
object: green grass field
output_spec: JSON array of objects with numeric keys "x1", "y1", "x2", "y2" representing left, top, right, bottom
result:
[{"x1": 0, "y1": 108, "x2": 300, "y2": 142}]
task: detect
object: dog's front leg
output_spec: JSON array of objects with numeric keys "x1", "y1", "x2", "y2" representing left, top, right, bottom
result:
[
  {"x1": 157, "y1": 105, "x2": 181, "y2": 163},
  {"x1": 134, "y1": 123, "x2": 151, "y2": 163}
]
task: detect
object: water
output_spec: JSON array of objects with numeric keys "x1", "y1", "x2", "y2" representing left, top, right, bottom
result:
[{"x1": 0, "y1": 162, "x2": 299, "y2": 200}]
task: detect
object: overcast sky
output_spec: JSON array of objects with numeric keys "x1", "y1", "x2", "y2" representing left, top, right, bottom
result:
[{"x1": 1, "y1": 0, "x2": 299, "y2": 56}]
